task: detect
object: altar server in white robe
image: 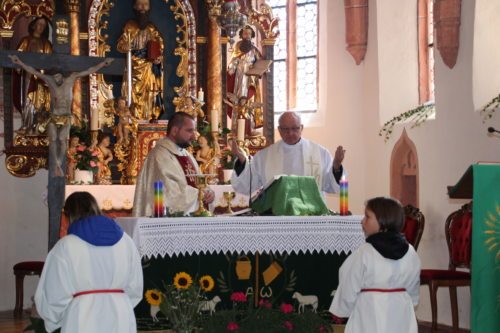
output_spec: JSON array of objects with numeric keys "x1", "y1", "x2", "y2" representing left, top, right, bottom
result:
[
  {"x1": 35, "y1": 192, "x2": 143, "y2": 333},
  {"x1": 329, "y1": 197, "x2": 421, "y2": 333},
  {"x1": 231, "y1": 111, "x2": 346, "y2": 196}
]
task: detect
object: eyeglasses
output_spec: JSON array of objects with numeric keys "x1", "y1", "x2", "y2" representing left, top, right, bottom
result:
[{"x1": 278, "y1": 126, "x2": 302, "y2": 133}]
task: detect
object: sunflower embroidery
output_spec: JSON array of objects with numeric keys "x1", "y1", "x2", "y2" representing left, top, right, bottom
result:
[
  {"x1": 173, "y1": 272, "x2": 193, "y2": 289},
  {"x1": 145, "y1": 289, "x2": 162, "y2": 306},
  {"x1": 199, "y1": 275, "x2": 215, "y2": 292}
]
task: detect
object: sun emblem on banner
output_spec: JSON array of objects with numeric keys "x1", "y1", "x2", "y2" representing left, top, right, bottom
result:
[{"x1": 484, "y1": 203, "x2": 500, "y2": 262}]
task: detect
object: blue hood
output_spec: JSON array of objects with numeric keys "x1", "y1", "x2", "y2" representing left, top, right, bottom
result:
[{"x1": 68, "y1": 215, "x2": 124, "y2": 246}]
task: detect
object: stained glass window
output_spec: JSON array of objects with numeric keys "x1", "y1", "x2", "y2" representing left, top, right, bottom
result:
[{"x1": 270, "y1": 0, "x2": 318, "y2": 113}]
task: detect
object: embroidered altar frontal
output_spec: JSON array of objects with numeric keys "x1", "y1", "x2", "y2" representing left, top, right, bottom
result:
[{"x1": 117, "y1": 216, "x2": 364, "y2": 331}]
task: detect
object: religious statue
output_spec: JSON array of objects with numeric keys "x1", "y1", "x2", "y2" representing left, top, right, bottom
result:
[
  {"x1": 9, "y1": 55, "x2": 113, "y2": 177},
  {"x1": 66, "y1": 135, "x2": 80, "y2": 183},
  {"x1": 224, "y1": 94, "x2": 263, "y2": 137},
  {"x1": 92, "y1": 133, "x2": 113, "y2": 185},
  {"x1": 12, "y1": 16, "x2": 52, "y2": 135},
  {"x1": 173, "y1": 90, "x2": 204, "y2": 119},
  {"x1": 114, "y1": 96, "x2": 134, "y2": 144},
  {"x1": 227, "y1": 25, "x2": 263, "y2": 130},
  {"x1": 195, "y1": 135, "x2": 220, "y2": 176},
  {"x1": 117, "y1": 0, "x2": 164, "y2": 121}
]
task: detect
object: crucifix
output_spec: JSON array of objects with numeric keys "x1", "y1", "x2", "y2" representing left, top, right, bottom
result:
[{"x1": 0, "y1": 50, "x2": 125, "y2": 249}]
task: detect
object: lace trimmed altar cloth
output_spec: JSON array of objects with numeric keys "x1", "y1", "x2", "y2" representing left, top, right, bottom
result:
[{"x1": 116, "y1": 215, "x2": 364, "y2": 258}]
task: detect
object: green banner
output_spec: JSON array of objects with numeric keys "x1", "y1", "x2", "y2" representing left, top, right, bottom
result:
[{"x1": 472, "y1": 164, "x2": 500, "y2": 333}]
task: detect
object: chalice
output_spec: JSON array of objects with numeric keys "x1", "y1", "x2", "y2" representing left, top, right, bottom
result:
[
  {"x1": 223, "y1": 191, "x2": 236, "y2": 214},
  {"x1": 193, "y1": 174, "x2": 214, "y2": 217}
]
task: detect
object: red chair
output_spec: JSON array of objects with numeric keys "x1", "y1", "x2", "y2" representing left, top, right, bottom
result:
[
  {"x1": 402, "y1": 205, "x2": 425, "y2": 250},
  {"x1": 13, "y1": 261, "x2": 44, "y2": 317},
  {"x1": 420, "y1": 202, "x2": 472, "y2": 331}
]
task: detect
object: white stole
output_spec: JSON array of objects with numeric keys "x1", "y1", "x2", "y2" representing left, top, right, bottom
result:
[{"x1": 264, "y1": 139, "x2": 322, "y2": 188}]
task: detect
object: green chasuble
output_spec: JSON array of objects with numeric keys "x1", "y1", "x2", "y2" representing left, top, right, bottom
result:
[{"x1": 251, "y1": 175, "x2": 330, "y2": 216}]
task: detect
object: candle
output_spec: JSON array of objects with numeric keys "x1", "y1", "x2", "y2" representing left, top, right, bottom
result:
[
  {"x1": 237, "y1": 118, "x2": 246, "y2": 141},
  {"x1": 90, "y1": 108, "x2": 99, "y2": 131},
  {"x1": 339, "y1": 175, "x2": 349, "y2": 215},
  {"x1": 211, "y1": 106, "x2": 219, "y2": 132},
  {"x1": 197, "y1": 88, "x2": 204, "y2": 102},
  {"x1": 153, "y1": 180, "x2": 164, "y2": 217}
]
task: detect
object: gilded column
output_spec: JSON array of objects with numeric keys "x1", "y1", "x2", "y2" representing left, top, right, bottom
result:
[
  {"x1": 67, "y1": 0, "x2": 82, "y2": 126},
  {"x1": 207, "y1": 4, "x2": 223, "y2": 128}
]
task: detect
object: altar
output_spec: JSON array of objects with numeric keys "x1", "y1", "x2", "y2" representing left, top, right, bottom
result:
[{"x1": 116, "y1": 215, "x2": 364, "y2": 330}]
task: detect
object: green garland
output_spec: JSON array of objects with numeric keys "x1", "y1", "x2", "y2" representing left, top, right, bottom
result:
[
  {"x1": 480, "y1": 92, "x2": 500, "y2": 122},
  {"x1": 379, "y1": 103, "x2": 435, "y2": 142}
]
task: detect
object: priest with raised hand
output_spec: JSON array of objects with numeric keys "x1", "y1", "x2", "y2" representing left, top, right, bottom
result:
[
  {"x1": 231, "y1": 111, "x2": 346, "y2": 197},
  {"x1": 133, "y1": 112, "x2": 215, "y2": 216}
]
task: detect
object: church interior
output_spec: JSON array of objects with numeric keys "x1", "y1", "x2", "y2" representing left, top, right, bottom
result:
[{"x1": 0, "y1": 0, "x2": 499, "y2": 332}]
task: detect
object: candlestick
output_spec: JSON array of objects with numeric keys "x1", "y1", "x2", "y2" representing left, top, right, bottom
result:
[
  {"x1": 211, "y1": 106, "x2": 219, "y2": 132},
  {"x1": 198, "y1": 88, "x2": 204, "y2": 102},
  {"x1": 237, "y1": 118, "x2": 246, "y2": 141},
  {"x1": 153, "y1": 180, "x2": 164, "y2": 217}
]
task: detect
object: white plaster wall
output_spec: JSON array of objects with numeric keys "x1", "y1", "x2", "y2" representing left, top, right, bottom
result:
[
  {"x1": 473, "y1": 0, "x2": 500, "y2": 110},
  {"x1": 0, "y1": 141, "x2": 48, "y2": 311}
]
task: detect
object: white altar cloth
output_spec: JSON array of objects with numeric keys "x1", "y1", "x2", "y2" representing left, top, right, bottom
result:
[{"x1": 116, "y1": 215, "x2": 364, "y2": 258}]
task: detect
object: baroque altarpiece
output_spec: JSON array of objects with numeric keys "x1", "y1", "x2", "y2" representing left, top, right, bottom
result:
[{"x1": 1, "y1": 0, "x2": 279, "y2": 183}]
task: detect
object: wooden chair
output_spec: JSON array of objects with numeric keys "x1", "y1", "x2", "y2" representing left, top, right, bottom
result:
[
  {"x1": 13, "y1": 261, "x2": 44, "y2": 317},
  {"x1": 420, "y1": 202, "x2": 472, "y2": 331},
  {"x1": 402, "y1": 205, "x2": 425, "y2": 250}
]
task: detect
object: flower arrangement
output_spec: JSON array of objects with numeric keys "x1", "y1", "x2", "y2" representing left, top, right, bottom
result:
[
  {"x1": 74, "y1": 145, "x2": 99, "y2": 173},
  {"x1": 221, "y1": 146, "x2": 236, "y2": 169},
  {"x1": 379, "y1": 102, "x2": 435, "y2": 142},
  {"x1": 145, "y1": 271, "x2": 216, "y2": 333}
]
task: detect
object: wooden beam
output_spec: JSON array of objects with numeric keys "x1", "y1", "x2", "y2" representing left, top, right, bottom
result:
[{"x1": 0, "y1": 50, "x2": 125, "y2": 76}]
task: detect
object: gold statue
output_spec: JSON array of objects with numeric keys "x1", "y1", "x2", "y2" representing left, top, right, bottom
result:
[
  {"x1": 224, "y1": 94, "x2": 263, "y2": 137},
  {"x1": 117, "y1": 0, "x2": 164, "y2": 120},
  {"x1": 93, "y1": 133, "x2": 113, "y2": 185},
  {"x1": 173, "y1": 93, "x2": 204, "y2": 119},
  {"x1": 13, "y1": 17, "x2": 53, "y2": 134},
  {"x1": 195, "y1": 135, "x2": 220, "y2": 176},
  {"x1": 66, "y1": 135, "x2": 80, "y2": 183},
  {"x1": 226, "y1": 25, "x2": 263, "y2": 130},
  {"x1": 113, "y1": 97, "x2": 134, "y2": 144}
]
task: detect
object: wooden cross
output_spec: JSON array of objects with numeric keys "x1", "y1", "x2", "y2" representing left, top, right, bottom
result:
[{"x1": 0, "y1": 50, "x2": 125, "y2": 249}]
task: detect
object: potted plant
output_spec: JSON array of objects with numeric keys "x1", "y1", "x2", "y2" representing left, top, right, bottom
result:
[
  {"x1": 73, "y1": 145, "x2": 99, "y2": 184},
  {"x1": 221, "y1": 147, "x2": 236, "y2": 184}
]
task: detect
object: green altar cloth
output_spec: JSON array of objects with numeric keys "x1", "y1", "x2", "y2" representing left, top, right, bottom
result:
[{"x1": 251, "y1": 176, "x2": 330, "y2": 216}]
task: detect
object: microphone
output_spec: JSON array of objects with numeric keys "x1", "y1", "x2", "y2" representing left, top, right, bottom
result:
[{"x1": 488, "y1": 127, "x2": 500, "y2": 134}]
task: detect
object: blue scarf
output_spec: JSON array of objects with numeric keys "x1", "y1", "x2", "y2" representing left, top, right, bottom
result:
[{"x1": 68, "y1": 215, "x2": 124, "y2": 246}]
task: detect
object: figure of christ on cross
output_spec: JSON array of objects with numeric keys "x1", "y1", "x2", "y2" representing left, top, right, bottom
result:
[{"x1": 9, "y1": 55, "x2": 113, "y2": 177}]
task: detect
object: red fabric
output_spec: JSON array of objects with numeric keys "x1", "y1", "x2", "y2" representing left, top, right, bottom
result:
[
  {"x1": 420, "y1": 269, "x2": 470, "y2": 282},
  {"x1": 361, "y1": 288, "x2": 406, "y2": 293},
  {"x1": 73, "y1": 289, "x2": 124, "y2": 298},
  {"x1": 174, "y1": 155, "x2": 198, "y2": 187},
  {"x1": 449, "y1": 211, "x2": 472, "y2": 268},
  {"x1": 13, "y1": 261, "x2": 44, "y2": 272},
  {"x1": 402, "y1": 216, "x2": 418, "y2": 246}
]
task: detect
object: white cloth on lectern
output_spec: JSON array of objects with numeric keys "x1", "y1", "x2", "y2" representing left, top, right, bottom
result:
[{"x1": 231, "y1": 138, "x2": 341, "y2": 195}]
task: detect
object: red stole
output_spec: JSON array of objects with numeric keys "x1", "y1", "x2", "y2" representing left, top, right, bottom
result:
[{"x1": 174, "y1": 155, "x2": 197, "y2": 187}]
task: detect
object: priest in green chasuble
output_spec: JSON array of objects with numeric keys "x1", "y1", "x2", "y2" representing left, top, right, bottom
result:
[
  {"x1": 231, "y1": 111, "x2": 346, "y2": 197},
  {"x1": 133, "y1": 112, "x2": 215, "y2": 216}
]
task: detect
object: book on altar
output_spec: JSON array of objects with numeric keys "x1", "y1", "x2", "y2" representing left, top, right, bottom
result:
[
  {"x1": 246, "y1": 59, "x2": 273, "y2": 76},
  {"x1": 147, "y1": 40, "x2": 161, "y2": 60},
  {"x1": 251, "y1": 175, "x2": 330, "y2": 216}
]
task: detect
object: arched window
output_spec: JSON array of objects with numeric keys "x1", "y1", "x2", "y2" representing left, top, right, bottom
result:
[
  {"x1": 418, "y1": 0, "x2": 435, "y2": 104},
  {"x1": 268, "y1": 0, "x2": 318, "y2": 113}
]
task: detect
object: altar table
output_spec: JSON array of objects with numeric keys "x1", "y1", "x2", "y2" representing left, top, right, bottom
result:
[{"x1": 116, "y1": 215, "x2": 364, "y2": 331}]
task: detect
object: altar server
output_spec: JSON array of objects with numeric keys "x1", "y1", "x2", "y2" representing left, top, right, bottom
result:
[
  {"x1": 329, "y1": 197, "x2": 421, "y2": 333},
  {"x1": 35, "y1": 192, "x2": 143, "y2": 333},
  {"x1": 231, "y1": 111, "x2": 346, "y2": 196}
]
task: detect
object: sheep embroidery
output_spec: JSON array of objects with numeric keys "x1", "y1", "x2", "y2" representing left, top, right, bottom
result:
[
  {"x1": 292, "y1": 291, "x2": 318, "y2": 313},
  {"x1": 198, "y1": 295, "x2": 221, "y2": 315}
]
